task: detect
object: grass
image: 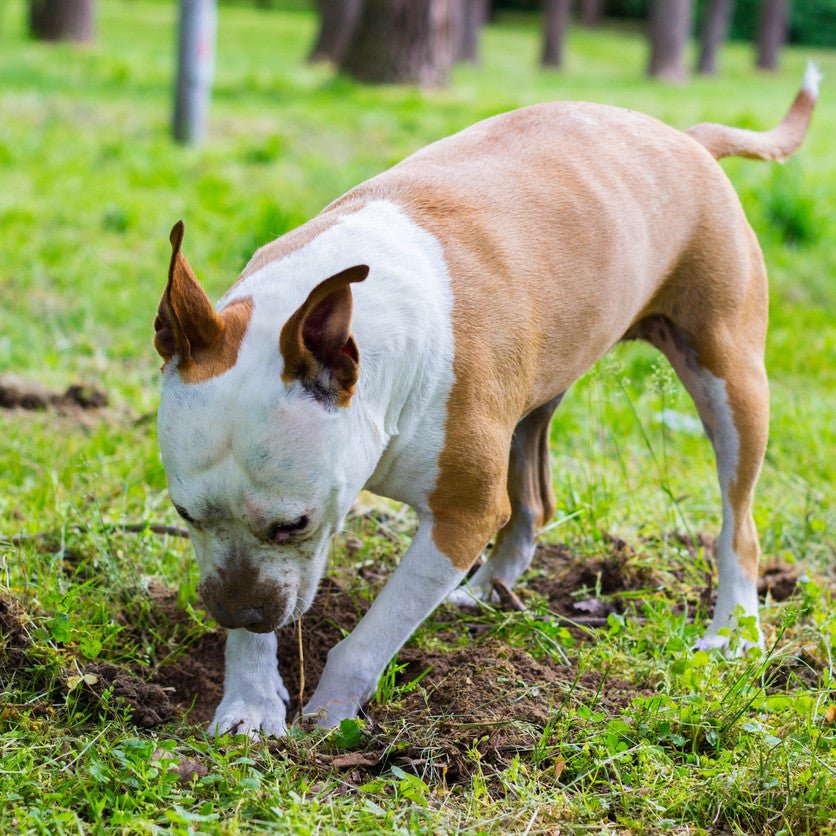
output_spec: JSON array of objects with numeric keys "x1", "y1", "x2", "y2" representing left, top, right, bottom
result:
[{"x1": 0, "y1": 1, "x2": 834, "y2": 833}]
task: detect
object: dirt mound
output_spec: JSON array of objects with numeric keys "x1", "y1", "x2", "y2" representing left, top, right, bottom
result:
[
  {"x1": 363, "y1": 639, "x2": 643, "y2": 780},
  {"x1": 0, "y1": 375, "x2": 108, "y2": 413},
  {"x1": 758, "y1": 561, "x2": 800, "y2": 602},
  {"x1": 523, "y1": 538, "x2": 662, "y2": 621},
  {"x1": 80, "y1": 661, "x2": 176, "y2": 727}
]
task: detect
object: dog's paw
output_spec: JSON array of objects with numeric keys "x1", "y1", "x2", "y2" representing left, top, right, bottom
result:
[
  {"x1": 694, "y1": 630, "x2": 764, "y2": 658},
  {"x1": 209, "y1": 694, "x2": 288, "y2": 741},
  {"x1": 445, "y1": 584, "x2": 501, "y2": 609},
  {"x1": 444, "y1": 586, "x2": 483, "y2": 609}
]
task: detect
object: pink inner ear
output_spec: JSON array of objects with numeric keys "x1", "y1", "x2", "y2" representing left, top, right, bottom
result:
[{"x1": 340, "y1": 339, "x2": 359, "y2": 362}]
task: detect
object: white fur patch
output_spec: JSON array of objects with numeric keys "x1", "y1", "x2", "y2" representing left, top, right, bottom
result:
[
  {"x1": 158, "y1": 200, "x2": 456, "y2": 618},
  {"x1": 803, "y1": 61, "x2": 823, "y2": 100}
]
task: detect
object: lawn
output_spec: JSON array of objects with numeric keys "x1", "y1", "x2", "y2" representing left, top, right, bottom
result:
[{"x1": 0, "y1": 1, "x2": 834, "y2": 833}]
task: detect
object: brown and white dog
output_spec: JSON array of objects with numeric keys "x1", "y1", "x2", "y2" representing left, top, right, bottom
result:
[{"x1": 155, "y1": 67, "x2": 819, "y2": 738}]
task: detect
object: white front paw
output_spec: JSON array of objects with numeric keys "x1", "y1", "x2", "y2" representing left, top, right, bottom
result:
[{"x1": 209, "y1": 692, "x2": 288, "y2": 740}]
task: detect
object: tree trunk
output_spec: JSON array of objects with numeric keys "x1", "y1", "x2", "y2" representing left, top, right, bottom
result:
[
  {"x1": 339, "y1": 0, "x2": 461, "y2": 87},
  {"x1": 647, "y1": 0, "x2": 693, "y2": 82},
  {"x1": 579, "y1": 0, "x2": 604, "y2": 27},
  {"x1": 756, "y1": 0, "x2": 788, "y2": 71},
  {"x1": 29, "y1": 0, "x2": 95, "y2": 42},
  {"x1": 458, "y1": 0, "x2": 489, "y2": 63},
  {"x1": 308, "y1": 0, "x2": 363, "y2": 65},
  {"x1": 173, "y1": 0, "x2": 217, "y2": 145},
  {"x1": 697, "y1": 0, "x2": 732, "y2": 74},
  {"x1": 541, "y1": 0, "x2": 571, "y2": 68}
]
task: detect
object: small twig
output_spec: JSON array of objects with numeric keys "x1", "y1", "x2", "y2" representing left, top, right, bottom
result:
[
  {"x1": 109, "y1": 523, "x2": 189, "y2": 538},
  {"x1": 3, "y1": 522, "x2": 189, "y2": 547},
  {"x1": 491, "y1": 577, "x2": 526, "y2": 612},
  {"x1": 296, "y1": 617, "x2": 305, "y2": 711}
]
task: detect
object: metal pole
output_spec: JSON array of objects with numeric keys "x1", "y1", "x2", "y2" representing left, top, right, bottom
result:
[{"x1": 173, "y1": 0, "x2": 217, "y2": 145}]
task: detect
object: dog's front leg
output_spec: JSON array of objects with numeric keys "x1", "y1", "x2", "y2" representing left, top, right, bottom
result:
[
  {"x1": 302, "y1": 518, "x2": 468, "y2": 726},
  {"x1": 210, "y1": 629, "x2": 290, "y2": 739}
]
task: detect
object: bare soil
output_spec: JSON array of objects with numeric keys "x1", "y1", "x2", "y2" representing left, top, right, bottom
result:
[
  {"x1": 0, "y1": 375, "x2": 108, "y2": 413},
  {"x1": 0, "y1": 537, "x2": 802, "y2": 780}
]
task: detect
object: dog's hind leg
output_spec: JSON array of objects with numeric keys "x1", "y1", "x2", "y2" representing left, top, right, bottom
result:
[
  {"x1": 636, "y1": 306, "x2": 769, "y2": 654},
  {"x1": 446, "y1": 394, "x2": 563, "y2": 607}
]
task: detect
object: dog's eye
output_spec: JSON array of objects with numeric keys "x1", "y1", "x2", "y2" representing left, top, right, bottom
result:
[
  {"x1": 173, "y1": 504, "x2": 196, "y2": 524},
  {"x1": 268, "y1": 515, "x2": 309, "y2": 543}
]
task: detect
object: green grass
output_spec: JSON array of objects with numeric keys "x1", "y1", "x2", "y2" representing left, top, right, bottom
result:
[{"x1": 1, "y1": 2, "x2": 834, "y2": 833}]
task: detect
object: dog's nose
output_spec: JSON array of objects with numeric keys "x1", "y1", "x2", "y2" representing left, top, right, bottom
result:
[{"x1": 210, "y1": 602, "x2": 265, "y2": 629}]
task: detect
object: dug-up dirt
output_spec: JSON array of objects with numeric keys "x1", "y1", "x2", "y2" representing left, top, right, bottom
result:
[
  {"x1": 0, "y1": 375, "x2": 108, "y2": 414},
  {"x1": 0, "y1": 539, "x2": 802, "y2": 782}
]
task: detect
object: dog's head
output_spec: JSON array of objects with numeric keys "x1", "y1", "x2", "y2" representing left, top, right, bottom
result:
[{"x1": 155, "y1": 222, "x2": 369, "y2": 632}]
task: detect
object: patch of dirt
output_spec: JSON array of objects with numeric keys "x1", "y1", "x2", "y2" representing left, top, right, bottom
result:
[
  {"x1": 0, "y1": 531, "x2": 805, "y2": 782},
  {"x1": 0, "y1": 596, "x2": 31, "y2": 667},
  {"x1": 365, "y1": 639, "x2": 644, "y2": 781},
  {"x1": 523, "y1": 538, "x2": 663, "y2": 621},
  {"x1": 119, "y1": 582, "x2": 226, "y2": 725},
  {"x1": 79, "y1": 661, "x2": 175, "y2": 727},
  {"x1": 758, "y1": 560, "x2": 800, "y2": 602},
  {"x1": 276, "y1": 578, "x2": 366, "y2": 713},
  {"x1": 524, "y1": 536, "x2": 799, "y2": 621},
  {"x1": 0, "y1": 374, "x2": 108, "y2": 414},
  {"x1": 152, "y1": 634, "x2": 226, "y2": 725}
]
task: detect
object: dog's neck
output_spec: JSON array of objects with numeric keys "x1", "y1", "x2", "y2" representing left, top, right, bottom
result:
[{"x1": 221, "y1": 199, "x2": 456, "y2": 509}]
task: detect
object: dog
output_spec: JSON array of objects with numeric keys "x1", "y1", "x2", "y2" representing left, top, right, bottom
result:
[{"x1": 155, "y1": 67, "x2": 818, "y2": 738}]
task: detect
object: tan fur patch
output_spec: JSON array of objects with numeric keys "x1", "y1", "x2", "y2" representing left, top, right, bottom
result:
[
  {"x1": 324, "y1": 101, "x2": 777, "y2": 570},
  {"x1": 179, "y1": 297, "x2": 254, "y2": 384}
]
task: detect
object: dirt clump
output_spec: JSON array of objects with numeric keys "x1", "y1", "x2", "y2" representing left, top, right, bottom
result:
[
  {"x1": 0, "y1": 375, "x2": 108, "y2": 413},
  {"x1": 523, "y1": 539, "x2": 661, "y2": 620},
  {"x1": 0, "y1": 596, "x2": 31, "y2": 667},
  {"x1": 360, "y1": 638, "x2": 643, "y2": 780},
  {"x1": 758, "y1": 561, "x2": 799, "y2": 602},
  {"x1": 78, "y1": 661, "x2": 175, "y2": 727}
]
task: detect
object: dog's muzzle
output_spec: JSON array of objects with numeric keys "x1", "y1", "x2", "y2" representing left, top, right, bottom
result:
[{"x1": 198, "y1": 562, "x2": 289, "y2": 633}]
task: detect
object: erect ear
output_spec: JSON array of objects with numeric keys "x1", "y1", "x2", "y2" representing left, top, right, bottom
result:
[
  {"x1": 154, "y1": 221, "x2": 224, "y2": 366},
  {"x1": 279, "y1": 265, "x2": 369, "y2": 407}
]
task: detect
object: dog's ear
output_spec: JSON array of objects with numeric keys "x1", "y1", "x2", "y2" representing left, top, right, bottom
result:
[
  {"x1": 279, "y1": 265, "x2": 369, "y2": 407},
  {"x1": 154, "y1": 221, "x2": 224, "y2": 366}
]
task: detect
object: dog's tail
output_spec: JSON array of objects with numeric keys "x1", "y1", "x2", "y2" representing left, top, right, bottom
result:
[{"x1": 686, "y1": 62, "x2": 821, "y2": 162}]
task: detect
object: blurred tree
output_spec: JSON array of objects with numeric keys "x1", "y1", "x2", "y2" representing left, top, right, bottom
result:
[
  {"x1": 541, "y1": 0, "x2": 571, "y2": 67},
  {"x1": 579, "y1": 0, "x2": 605, "y2": 26},
  {"x1": 308, "y1": 0, "x2": 363, "y2": 64},
  {"x1": 647, "y1": 0, "x2": 693, "y2": 81},
  {"x1": 173, "y1": 0, "x2": 217, "y2": 145},
  {"x1": 458, "y1": 0, "x2": 490, "y2": 63},
  {"x1": 29, "y1": 0, "x2": 95, "y2": 42},
  {"x1": 697, "y1": 0, "x2": 733, "y2": 74},
  {"x1": 756, "y1": 0, "x2": 788, "y2": 70},
  {"x1": 339, "y1": 0, "x2": 462, "y2": 87}
]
